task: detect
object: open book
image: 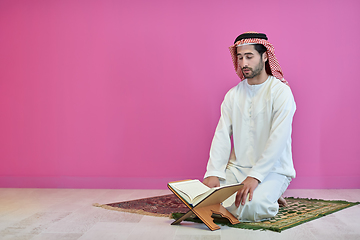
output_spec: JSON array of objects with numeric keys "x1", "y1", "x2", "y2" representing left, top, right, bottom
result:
[{"x1": 168, "y1": 179, "x2": 242, "y2": 207}]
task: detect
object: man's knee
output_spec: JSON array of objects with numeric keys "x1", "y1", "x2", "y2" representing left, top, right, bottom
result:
[{"x1": 240, "y1": 195, "x2": 278, "y2": 221}]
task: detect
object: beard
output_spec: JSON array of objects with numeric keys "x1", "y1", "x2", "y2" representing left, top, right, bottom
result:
[{"x1": 242, "y1": 59, "x2": 264, "y2": 79}]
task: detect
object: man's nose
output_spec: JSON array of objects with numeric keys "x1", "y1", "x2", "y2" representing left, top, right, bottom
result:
[{"x1": 241, "y1": 60, "x2": 248, "y2": 68}]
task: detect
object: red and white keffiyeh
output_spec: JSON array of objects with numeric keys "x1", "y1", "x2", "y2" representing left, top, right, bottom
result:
[{"x1": 229, "y1": 36, "x2": 289, "y2": 86}]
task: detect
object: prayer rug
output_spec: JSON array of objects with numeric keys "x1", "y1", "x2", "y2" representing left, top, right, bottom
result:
[{"x1": 93, "y1": 194, "x2": 359, "y2": 232}]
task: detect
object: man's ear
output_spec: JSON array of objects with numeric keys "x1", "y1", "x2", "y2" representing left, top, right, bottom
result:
[{"x1": 263, "y1": 52, "x2": 268, "y2": 62}]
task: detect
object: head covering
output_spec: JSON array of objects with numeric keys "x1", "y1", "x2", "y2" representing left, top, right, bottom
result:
[{"x1": 229, "y1": 32, "x2": 289, "y2": 85}]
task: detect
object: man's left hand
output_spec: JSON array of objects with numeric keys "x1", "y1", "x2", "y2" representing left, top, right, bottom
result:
[{"x1": 235, "y1": 177, "x2": 259, "y2": 207}]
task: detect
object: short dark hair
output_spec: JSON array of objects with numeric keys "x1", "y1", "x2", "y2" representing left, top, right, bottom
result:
[
  {"x1": 254, "y1": 44, "x2": 267, "y2": 57},
  {"x1": 253, "y1": 44, "x2": 271, "y2": 74}
]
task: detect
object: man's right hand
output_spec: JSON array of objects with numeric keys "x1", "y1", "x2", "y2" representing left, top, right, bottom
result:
[{"x1": 203, "y1": 176, "x2": 220, "y2": 188}]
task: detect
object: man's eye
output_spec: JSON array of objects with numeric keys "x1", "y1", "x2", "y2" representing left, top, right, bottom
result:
[
  {"x1": 246, "y1": 56, "x2": 253, "y2": 59},
  {"x1": 238, "y1": 57, "x2": 243, "y2": 60}
]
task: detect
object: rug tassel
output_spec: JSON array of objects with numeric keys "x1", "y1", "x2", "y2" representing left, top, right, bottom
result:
[{"x1": 93, "y1": 203, "x2": 171, "y2": 218}]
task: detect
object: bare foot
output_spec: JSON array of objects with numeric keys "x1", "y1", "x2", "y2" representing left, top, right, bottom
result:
[{"x1": 278, "y1": 196, "x2": 287, "y2": 207}]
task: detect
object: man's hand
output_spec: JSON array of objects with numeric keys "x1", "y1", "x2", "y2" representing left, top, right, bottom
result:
[
  {"x1": 203, "y1": 176, "x2": 220, "y2": 188},
  {"x1": 278, "y1": 196, "x2": 288, "y2": 207},
  {"x1": 235, "y1": 177, "x2": 259, "y2": 207}
]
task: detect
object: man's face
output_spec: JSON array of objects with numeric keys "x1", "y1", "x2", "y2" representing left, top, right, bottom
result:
[{"x1": 236, "y1": 45, "x2": 266, "y2": 79}]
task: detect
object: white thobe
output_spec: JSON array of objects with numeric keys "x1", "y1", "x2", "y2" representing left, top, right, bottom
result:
[{"x1": 204, "y1": 76, "x2": 296, "y2": 221}]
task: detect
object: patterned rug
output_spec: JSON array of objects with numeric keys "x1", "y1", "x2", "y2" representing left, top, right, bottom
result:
[{"x1": 93, "y1": 194, "x2": 359, "y2": 232}]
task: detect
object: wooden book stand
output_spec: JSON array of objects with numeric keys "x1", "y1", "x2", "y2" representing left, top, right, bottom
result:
[{"x1": 168, "y1": 182, "x2": 243, "y2": 231}]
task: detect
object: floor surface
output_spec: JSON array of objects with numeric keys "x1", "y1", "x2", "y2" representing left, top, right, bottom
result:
[{"x1": 0, "y1": 188, "x2": 359, "y2": 240}]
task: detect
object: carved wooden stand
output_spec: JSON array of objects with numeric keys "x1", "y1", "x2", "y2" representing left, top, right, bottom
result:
[
  {"x1": 171, "y1": 203, "x2": 240, "y2": 231},
  {"x1": 168, "y1": 182, "x2": 243, "y2": 231}
]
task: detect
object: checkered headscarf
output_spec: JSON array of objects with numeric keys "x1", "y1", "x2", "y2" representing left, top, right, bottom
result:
[{"x1": 229, "y1": 32, "x2": 289, "y2": 86}]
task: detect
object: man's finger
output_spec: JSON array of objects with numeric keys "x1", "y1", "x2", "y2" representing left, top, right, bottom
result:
[
  {"x1": 235, "y1": 189, "x2": 244, "y2": 207},
  {"x1": 241, "y1": 188, "x2": 249, "y2": 206},
  {"x1": 248, "y1": 189, "x2": 253, "y2": 202},
  {"x1": 235, "y1": 190, "x2": 241, "y2": 207},
  {"x1": 241, "y1": 192, "x2": 246, "y2": 205}
]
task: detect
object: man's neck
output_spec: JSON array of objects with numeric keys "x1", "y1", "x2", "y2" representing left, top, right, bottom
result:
[{"x1": 247, "y1": 72, "x2": 269, "y2": 85}]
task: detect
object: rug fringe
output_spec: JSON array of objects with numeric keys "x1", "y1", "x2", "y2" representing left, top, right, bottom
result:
[
  {"x1": 92, "y1": 203, "x2": 171, "y2": 218},
  {"x1": 285, "y1": 197, "x2": 360, "y2": 205}
]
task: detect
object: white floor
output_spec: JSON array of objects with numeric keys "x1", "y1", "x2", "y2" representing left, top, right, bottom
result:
[{"x1": 0, "y1": 188, "x2": 359, "y2": 240}]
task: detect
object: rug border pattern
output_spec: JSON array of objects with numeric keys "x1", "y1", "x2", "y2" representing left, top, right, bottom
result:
[{"x1": 94, "y1": 196, "x2": 359, "y2": 232}]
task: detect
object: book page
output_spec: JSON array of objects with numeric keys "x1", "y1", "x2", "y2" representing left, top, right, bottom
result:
[
  {"x1": 195, "y1": 183, "x2": 243, "y2": 208},
  {"x1": 191, "y1": 189, "x2": 215, "y2": 206},
  {"x1": 170, "y1": 180, "x2": 211, "y2": 203},
  {"x1": 191, "y1": 182, "x2": 242, "y2": 206}
]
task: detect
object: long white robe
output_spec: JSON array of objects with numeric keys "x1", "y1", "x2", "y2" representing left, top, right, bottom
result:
[{"x1": 204, "y1": 76, "x2": 296, "y2": 221}]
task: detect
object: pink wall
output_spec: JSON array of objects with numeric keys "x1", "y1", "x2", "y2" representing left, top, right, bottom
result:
[{"x1": 0, "y1": 0, "x2": 359, "y2": 189}]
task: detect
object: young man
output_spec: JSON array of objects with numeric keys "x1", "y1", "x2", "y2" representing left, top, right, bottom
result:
[{"x1": 203, "y1": 32, "x2": 296, "y2": 222}]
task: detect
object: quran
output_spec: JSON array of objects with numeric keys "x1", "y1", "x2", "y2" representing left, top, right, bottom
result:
[
  {"x1": 168, "y1": 179, "x2": 243, "y2": 230},
  {"x1": 168, "y1": 179, "x2": 242, "y2": 207}
]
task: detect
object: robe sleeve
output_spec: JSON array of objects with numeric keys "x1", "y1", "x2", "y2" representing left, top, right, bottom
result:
[
  {"x1": 247, "y1": 86, "x2": 296, "y2": 182},
  {"x1": 204, "y1": 89, "x2": 234, "y2": 180}
]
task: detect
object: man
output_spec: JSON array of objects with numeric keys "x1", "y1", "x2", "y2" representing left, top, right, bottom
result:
[{"x1": 203, "y1": 32, "x2": 296, "y2": 222}]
